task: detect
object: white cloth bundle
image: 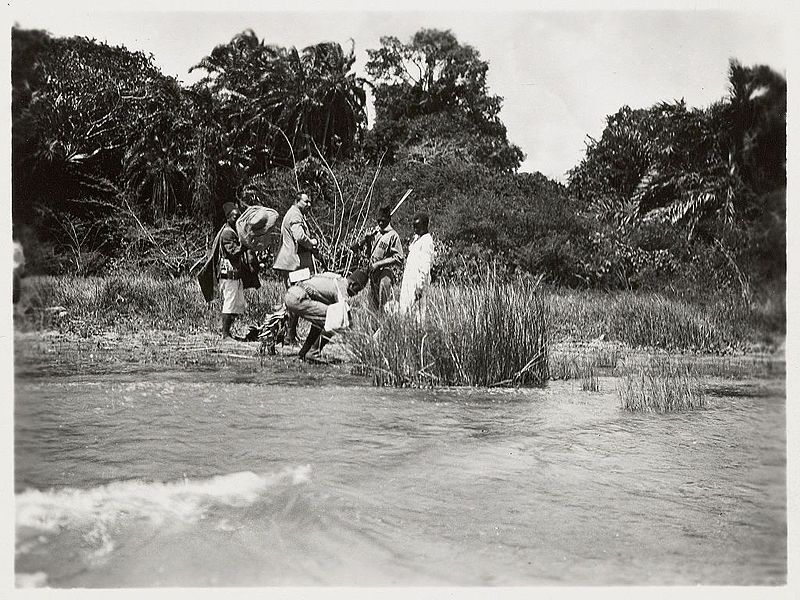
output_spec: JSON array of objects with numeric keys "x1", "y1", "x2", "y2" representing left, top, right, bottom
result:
[
  {"x1": 236, "y1": 206, "x2": 279, "y2": 251},
  {"x1": 324, "y1": 282, "x2": 350, "y2": 333}
]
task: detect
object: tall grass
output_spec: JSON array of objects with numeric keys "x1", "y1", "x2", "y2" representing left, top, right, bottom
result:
[
  {"x1": 618, "y1": 356, "x2": 705, "y2": 413},
  {"x1": 16, "y1": 273, "x2": 784, "y2": 363},
  {"x1": 343, "y1": 273, "x2": 548, "y2": 387},
  {"x1": 16, "y1": 274, "x2": 284, "y2": 336},
  {"x1": 580, "y1": 362, "x2": 600, "y2": 392},
  {"x1": 546, "y1": 288, "x2": 784, "y2": 352},
  {"x1": 547, "y1": 353, "x2": 603, "y2": 391}
]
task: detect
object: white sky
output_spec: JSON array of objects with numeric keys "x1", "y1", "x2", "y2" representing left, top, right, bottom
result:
[{"x1": 8, "y1": 1, "x2": 789, "y2": 181}]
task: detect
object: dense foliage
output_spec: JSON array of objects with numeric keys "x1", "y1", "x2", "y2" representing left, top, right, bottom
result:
[
  {"x1": 11, "y1": 27, "x2": 785, "y2": 302},
  {"x1": 365, "y1": 29, "x2": 524, "y2": 172}
]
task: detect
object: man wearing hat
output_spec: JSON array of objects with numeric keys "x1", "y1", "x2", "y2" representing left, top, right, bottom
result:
[
  {"x1": 217, "y1": 202, "x2": 247, "y2": 339},
  {"x1": 364, "y1": 205, "x2": 404, "y2": 312},
  {"x1": 197, "y1": 201, "x2": 259, "y2": 338},
  {"x1": 284, "y1": 269, "x2": 369, "y2": 362}
]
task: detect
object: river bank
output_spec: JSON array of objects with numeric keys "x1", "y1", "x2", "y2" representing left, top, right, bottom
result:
[{"x1": 14, "y1": 326, "x2": 785, "y2": 385}]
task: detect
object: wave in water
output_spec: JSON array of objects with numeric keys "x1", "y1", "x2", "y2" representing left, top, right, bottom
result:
[{"x1": 15, "y1": 466, "x2": 312, "y2": 583}]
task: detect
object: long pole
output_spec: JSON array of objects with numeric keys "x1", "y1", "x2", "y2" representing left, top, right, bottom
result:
[{"x1": 391, "y1": 188, "x2": 413, "y2": 216}]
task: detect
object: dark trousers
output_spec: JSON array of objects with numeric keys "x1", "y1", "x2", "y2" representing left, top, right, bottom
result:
[
  {"x1": 369, "y1": 272, "x2": 395, "y2": 312},
  {"x1": 275, "y1": 269, "x2": 300, "y2": 340}
]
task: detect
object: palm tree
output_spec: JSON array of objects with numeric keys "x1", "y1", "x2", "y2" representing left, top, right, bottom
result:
[{"x1": 191, "y1": 32, "x2": 368, "y2": 170}]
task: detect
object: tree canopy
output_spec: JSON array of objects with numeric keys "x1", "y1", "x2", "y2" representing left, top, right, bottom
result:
[
  {"x1": 365, "y1": 28, "x2": 524, "y2": 172},
  {"x1": 567, "y1": 60, "x2": 786, "y2": 239},
  {"x1": 11, "y1": 26, "x2": 785, "y2": 295},
  {"x1": 12, "y1": 29, "x2": 191, "y2": 224},
  {"x1": 190, "y1": 30, "x2": 368, "y2": 169}
]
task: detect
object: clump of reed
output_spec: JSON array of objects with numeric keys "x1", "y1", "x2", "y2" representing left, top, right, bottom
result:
[
  {"x1": 547, "y1": 353, "x2": 581, "y2": 380},
  {"x1": 344, "y1": 273, "x2": 548, "y2": 387},
  {"x1": 549, "y1": 346, "x2": 619, "y2": 378},
  {"x1": 548, "y1": 353, "x2": 602, "y2": 391},
  {"x1": 580, "y1": 362, "x2": 600, "y2": 392},
  {"x1": 591, "y1": 346, "x2": 620, "y2": 368},
  {"x1": 618, "y1": 356, "x2": 705, "y2": 413},
  {"x1": 16, "y1": 274, "x2": 284, "y2": 336}
]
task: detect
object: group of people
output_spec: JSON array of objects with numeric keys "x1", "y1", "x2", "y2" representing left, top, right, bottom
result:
[{"x1": 202, "y1": 191, "x2": 436, "y2": 363}]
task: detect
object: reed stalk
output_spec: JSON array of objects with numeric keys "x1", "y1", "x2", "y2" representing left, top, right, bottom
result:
[
  {"x1": 343, "y1": 271, "x2": 549, "y2": 387},
  {"x1": 618, "y1": 356, "x2": 705, "y2": 412}
]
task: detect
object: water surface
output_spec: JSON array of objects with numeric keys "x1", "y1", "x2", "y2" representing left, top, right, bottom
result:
[{"x1": 15, "y1": 365, "x2": 786, "y2": 586}]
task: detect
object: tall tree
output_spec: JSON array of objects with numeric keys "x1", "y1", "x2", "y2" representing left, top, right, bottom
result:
[
  {"x1": 12, "y1": 28, "x2": 189, "y2": 223},
  {"x1": 567, "y1": 59, "x2": 786, "y2": 238},
  {"x1": 190, "y1": 31, "x2": 368, "y2": 170},
  {"x1": 365, "y1": 29, "x2": 524, "y2": 172}
]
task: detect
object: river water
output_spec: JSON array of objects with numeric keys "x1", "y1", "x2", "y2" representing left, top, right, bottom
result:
[{"x1": 14, "y1": 361, "x2": 785, "y2": 587}]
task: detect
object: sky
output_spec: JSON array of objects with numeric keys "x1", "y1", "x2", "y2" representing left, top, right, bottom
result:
[{"x1": 8, "y1": 1, "x2": 789, "y2": 182}]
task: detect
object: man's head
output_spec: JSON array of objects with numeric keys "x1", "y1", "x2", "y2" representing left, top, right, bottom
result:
[
  {"x1": 412, "y1": 212, "x2": 429, "y2": 236},
  {"x1": 346, "y1": 269, "x2": 369, "y2": 296},
  {"x1": 376, "y1": 205, "x2": 391, "y2": 231},
  {"x1": 295, "y1": 192, "x2": 312, "y2": 214},
  {"x1": 223, "y1": 202, "x2": 241, "y2": 226}
]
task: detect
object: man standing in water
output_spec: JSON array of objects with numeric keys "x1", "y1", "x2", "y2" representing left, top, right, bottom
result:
[
  {"x1": 354, "y1": 206, "x2": 404, "y2": 312},
  {"x1": 284, "y1": 269, "x2": 369, "y2": 362},
  {"x1": 399, "y1": 212, "x2": 435, "y2": 321},
  {"x1": 273, "y1": 192, "x2": 321, "y2": 344}
]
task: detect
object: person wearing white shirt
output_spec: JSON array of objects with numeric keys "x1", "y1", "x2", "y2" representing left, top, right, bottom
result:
[{"x1": 399, "y1": 212, "x2": 435, "y2": 321}]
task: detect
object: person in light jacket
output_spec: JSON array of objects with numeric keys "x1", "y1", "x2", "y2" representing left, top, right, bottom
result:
[{"x1": 273, "y1": 192, "x2": 321, "y2": 343}]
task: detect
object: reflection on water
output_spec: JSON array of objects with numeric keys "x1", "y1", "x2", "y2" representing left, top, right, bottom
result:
[{"x1": 14, "y1": 367, "x2": 785, "y2": 586}]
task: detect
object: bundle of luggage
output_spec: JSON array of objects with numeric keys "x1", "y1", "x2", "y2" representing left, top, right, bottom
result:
[
  {"x1": 236, "y1": 206, "x2": 279, "y2": 252},
  {"x1": 246, "y1": 304, "x2": 288, "y2": 355}
]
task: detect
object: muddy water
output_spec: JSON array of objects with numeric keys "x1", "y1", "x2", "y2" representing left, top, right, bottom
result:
[{"x1": 14, "y1": 366, "x2": 785, "y2": 587}]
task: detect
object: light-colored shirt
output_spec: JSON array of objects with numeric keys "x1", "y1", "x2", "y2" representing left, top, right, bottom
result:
[
  {"x1": 399, "y1": 233, "x2": 435, "y2": 309},
  {"x1": 273, "y1": 204, "x2": 315, "y2": 271},
  {"x1": 369, "y1": 225, "x2": 404, "y2": 283},
  {"x1": 297, "y1": 272, "x2": 347, "y2": 305}
]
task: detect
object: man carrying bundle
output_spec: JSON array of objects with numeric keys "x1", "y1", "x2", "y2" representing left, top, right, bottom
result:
[
  {"x1": 273, "y1": 192, "x2": 322, "y2": 344},
  {"x1": 284, "y1": 269, "x2": 369, "y2": 362},
  {"x1": 197, "y1": 202, "x2": 259, "y2": 340}
]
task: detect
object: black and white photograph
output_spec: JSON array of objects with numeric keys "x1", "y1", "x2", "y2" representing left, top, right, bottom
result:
[{"x1": 5, "y1": 0, "x2": 793, "y2": 593}]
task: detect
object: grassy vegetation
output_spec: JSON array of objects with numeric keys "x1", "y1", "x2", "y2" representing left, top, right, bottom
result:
[
  {"x1": 618, "y1": 356, "x2": 706, "y2": 413},
  {"x1": 16, "y1": 274, "x2": 784, "y2": 352},
  {"x1": 14, "y1": 273, "x2": 784, "y2": 396},
  {"x1": 549, "y1": 348, "x2": 621, "y2": 381},
  {"x1": 580, "y1": 362, "x2": 600, "y2": 392},
  {"x1": 344, "y1": 275, "x2": 549, "y2": 387},
  {"x1": 16, "y1": 274, "x2": 285, "y2": 337},
  {"x1": 546, "y1": 287, "x2": 784, "y2": 353}
]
